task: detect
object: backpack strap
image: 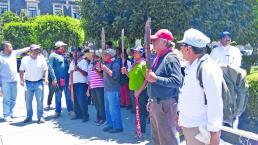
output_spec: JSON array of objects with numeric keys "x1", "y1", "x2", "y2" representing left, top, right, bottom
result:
[{"x1": 196, "y1": 57, "x2": 209, "y2": 105}]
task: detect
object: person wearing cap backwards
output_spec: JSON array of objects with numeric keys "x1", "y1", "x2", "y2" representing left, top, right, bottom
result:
[
  {"x1": 19, "y1": 44, "x2": 48, "y2": 124},
  {"x1": 178, "y1": 28, "x2": 223, "y2": 145},
  {"x1": 68, "y1": 47, "x2": 89, "y2": 122},
  {"x1": 97, "y1": 48, "x2": 123, "y2": 133},
  {"x1": 0, "y1": 42, "x2": 30, "y2": 122},
  {"x1": 48, "y1": 41, "x2": 74, "y2": 118},
  {"x1": 210, "y1": 31, "x2": 242, "y2": 67},
  {"x1": 145, "y1": 29, "x2": 183, "y2": 145}
]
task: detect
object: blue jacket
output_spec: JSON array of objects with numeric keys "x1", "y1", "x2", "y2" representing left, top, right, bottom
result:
[
  {"x1": 147, "y1": 52, "x2": 183, "y2": 101},
  {"x1": 48, "y1": 52, "x2": 69, "y2": 83}
]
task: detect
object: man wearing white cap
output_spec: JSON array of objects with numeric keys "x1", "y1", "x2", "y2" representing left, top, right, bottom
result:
[
  {"x1": 48, "y1": 41, "x2": 74, "y2": 118},
  {"x1": 178, "y1": 28, "x2": 223, "y2": 145},
  {"x1": 19, "y1": 44, "x2": 48, "y2": 123}
]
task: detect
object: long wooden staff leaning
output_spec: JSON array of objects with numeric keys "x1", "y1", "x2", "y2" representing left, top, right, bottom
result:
[
  {"x1": 121, "y1": 29, "x2": 125, "y2": 67},
  {"x1": 101, "y1": 27, "x2": 105, "y2": 64},
  {"x1": 70, "y1": 35, "x2": 78, "y2": 103}
]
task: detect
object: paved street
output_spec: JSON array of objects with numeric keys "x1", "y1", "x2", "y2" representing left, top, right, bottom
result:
[
  {"x1": 0, "y1": 84, "x2": 152, "y2": 145},
  {"x1": 0, "y1": 83, "x2": 235, "y2": 145}
]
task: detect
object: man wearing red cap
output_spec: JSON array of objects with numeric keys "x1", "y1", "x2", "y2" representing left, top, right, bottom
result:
[{"x1": 146, "y1": 29, "x2": 183, "y2": 145}]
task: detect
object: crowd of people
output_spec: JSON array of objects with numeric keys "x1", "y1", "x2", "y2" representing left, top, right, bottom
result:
[{"x1": 0, "y1": 27, "x2": 243, "y2": 145}]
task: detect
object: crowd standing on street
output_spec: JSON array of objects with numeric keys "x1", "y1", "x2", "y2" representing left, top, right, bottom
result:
[{"x1": 0, "y1": 26, "x2": 246, "y2": 145}]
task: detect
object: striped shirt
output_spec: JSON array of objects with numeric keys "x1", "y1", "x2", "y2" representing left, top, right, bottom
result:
[{"x1": 89, "y1": 64, "x2": 104, "y2": 89}]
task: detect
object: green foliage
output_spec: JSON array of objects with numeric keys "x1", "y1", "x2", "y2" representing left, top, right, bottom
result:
[
  {"x1": 33, "y1": 15, "x2": 84, "y2": 49},
  {"x1": 0, "y1": 11, "x2": 21, "y2": 43},
  {"x1": 246, "y1": 68, "x2": 258, "y2": 120},
  {"x1": 3, "y1": 22, "x2": 36, "y2": 48},
  {"x1": 80, "y1": 0, "x2": 257, "y2": 47},
  {"x1": 242, "y1": 55, "x2": 258, "y2": 74},
  {"x1": 2, "y1": 15, "x2": 84, "y2": 49}
]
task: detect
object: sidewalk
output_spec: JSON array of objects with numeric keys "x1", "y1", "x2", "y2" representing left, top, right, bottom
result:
[{"x1": 0, "y1": 85, "x2": 152, "y2": 145}]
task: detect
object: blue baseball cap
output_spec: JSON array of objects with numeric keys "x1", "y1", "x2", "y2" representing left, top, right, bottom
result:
[
  {"x1": 220, "y1": 31, "x2": 231, "y2": 39},
  {"x1": 131, "y1": 45, "x2": 145, "y2": 54}
]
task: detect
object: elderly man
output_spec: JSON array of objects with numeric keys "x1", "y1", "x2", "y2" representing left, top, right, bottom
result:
[
  {"x1": 19, "y1": 44, "x2": 48, "y2": 124},
  {"x1": 99, "y1": 48, "x2": 123, "y2": 133},
  {"x1": 48, "y1": 41, "x2": 73, "y2": 118},
  {"x1": 146, "y1": 29, "x2": 183, "y2": 145},
  {"x1": 210, "y1": 31, "x2": 242, "y2": 67},
  {"x1": 69, "y1": 47, "x2": 89, "y2": 122},
  {"x1": 178, "y1": 28, "x2": 223, "y2": 145},
  {"x1": 0, "y1": 42, "x2": 29, "y2": 122}
]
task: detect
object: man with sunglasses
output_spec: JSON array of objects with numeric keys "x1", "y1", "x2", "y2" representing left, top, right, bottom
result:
[
  {"x1": 178, "y1": 28, "x2": 223, "y2": 145},
  {"x1": 19, "y1": 44, "x2": 48, "y2": 124},
  {"x1": 146, "y1": 29, "x2": 183, "y2": 145}
]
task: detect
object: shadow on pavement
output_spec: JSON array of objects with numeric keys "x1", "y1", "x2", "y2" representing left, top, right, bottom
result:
[{"x1": 50, "y1": 106, "x2": 151, "y2": 145}]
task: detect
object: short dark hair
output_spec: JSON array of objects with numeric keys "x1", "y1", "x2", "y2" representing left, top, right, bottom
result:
[
  {"x1": 191, "y1": 45, "x2": 207, "y2": 54},
  {"x1": 1, "y1": 41, "x2": 11, "y2": 51}
]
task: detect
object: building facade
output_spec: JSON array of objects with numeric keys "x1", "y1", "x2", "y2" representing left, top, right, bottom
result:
[{"x1": 0, "y1": 0, "x2": 80, "y2": 18}]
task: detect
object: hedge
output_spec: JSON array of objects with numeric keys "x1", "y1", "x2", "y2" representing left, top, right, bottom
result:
[
  {"x1": 3, "y1": 22, "x2": 37, "y2": 48},
  {"x1": 3, "y1": 15, "x2": 84, "y2": 49},
  {"x1": 246, "y1": 67, "x2": 258, "y2": 121},
  {"x1": 33, "y1": 15, "x2": 84, "y2": 49}
]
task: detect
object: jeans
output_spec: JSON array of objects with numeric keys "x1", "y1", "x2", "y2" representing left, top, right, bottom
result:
[
  {"x1": 55, "y1": 83, "x2": 73, "y2": 113},
  {"x1": 104, "y1": 91, "x2": 123, "y2": 129},
  {"x1": 73, "y1": 83, "x2": 89, "y2": 119},
  {"x1": 2, "y1": 82, "x2": 17, "y2": 118},
  {"x1": 91, "y1": 87, "x2": 105, "y2": 121},
  {"x1": 24, "y1": 80, "x2": 44, "y2": 119}
]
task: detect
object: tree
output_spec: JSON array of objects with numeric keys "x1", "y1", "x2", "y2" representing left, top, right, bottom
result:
[
  {"x1": 0, "y1": 11, "x2": 21, "y2": 42},
  {"x1": 34, "y1": 15, "x2": 84, "y2": 49},
  {"x1": 80, "y1": 0, "x2": 257, "y2": 47},
  {"x1": 3, "y1": 22, "x2": 36, "y2": 48},
  {"x1": 2, "y1": 15, "x2": 84, "y2": 49}
]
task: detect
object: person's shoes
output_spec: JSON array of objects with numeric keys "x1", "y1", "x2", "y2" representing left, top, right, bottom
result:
[
  {"x1": 94, "y1": 119, "x2": 100, "y2": 123},
  {"x1": 109, "y1": 128, "x2": 123, "y2": 133},
  {"x1": 103, "y1": 126, "x2": 113, "y2": 132},
  {"x1": 4, "y1": 117, "x2": 12, "y2": 122},
  {"x1": 82, "y1": 117, "x2": 89, "y2": 122},
  {"x1": 53, "y1": 112, "x2": 61, "y2": 118},
  {"x1": 97, "y1": 120, "x2": 105, "y2": 126},
  {"x1": 23, "y1": 117, "x2": 32, "y2": 123},
  {"x1": 70, "y1": 116, "x2": 81, "y2": 120},
  {"x1": 45, "y1": 105, "x2": 51, "y2": 111},
  {"x1": 37, "y1": 117, "x2": 45, "y2": 124}
]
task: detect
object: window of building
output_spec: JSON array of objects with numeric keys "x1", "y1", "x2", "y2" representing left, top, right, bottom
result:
[
  {"x1": 0, "y1": 4, "x2": 8, "y2": 15},
  {"x1": 53, "y1": 4, "x2": 63, "y2": 15},
  {"x1": 28, "y1": 7, "x2": 37, "y2": 17},
  {"x1": 71, "y1": 6, "x2": 80, "y2": 19}
]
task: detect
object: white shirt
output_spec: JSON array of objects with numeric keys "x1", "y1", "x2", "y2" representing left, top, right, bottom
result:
[
  {"x1": 68, "y1": 58, "x2": 88, "y2": 84},
  {"x1": 178, "y1": 54, "x2": 223, "y2": 132},
  {"x1": 210, "y1": 44, "x2": 242, "y2": 67},
  {"x1": 0, "y1": 47, "x2": 30, "y2": 83},
  {"x1": 19, "y1": 54, "x2": 48, "y2": 81}
]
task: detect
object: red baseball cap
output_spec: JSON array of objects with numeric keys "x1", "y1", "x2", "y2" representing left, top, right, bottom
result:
[{"x1": 150, "y1": 29, "x2": 174, "y2": 41}]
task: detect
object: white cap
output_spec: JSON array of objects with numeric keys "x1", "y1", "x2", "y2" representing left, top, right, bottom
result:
[
  {"x1": 104, "y1": 48, "x2": 116, "y2": 57},
  {"x1": 55, "y1": 41, "x2": 67, "y2": 48},
  {"x1": 178, "y1": 28, "x2": 210, "y2": 48},
  {"x1": 30, "y1": 44, "x2": 41, "y2": 50}
]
